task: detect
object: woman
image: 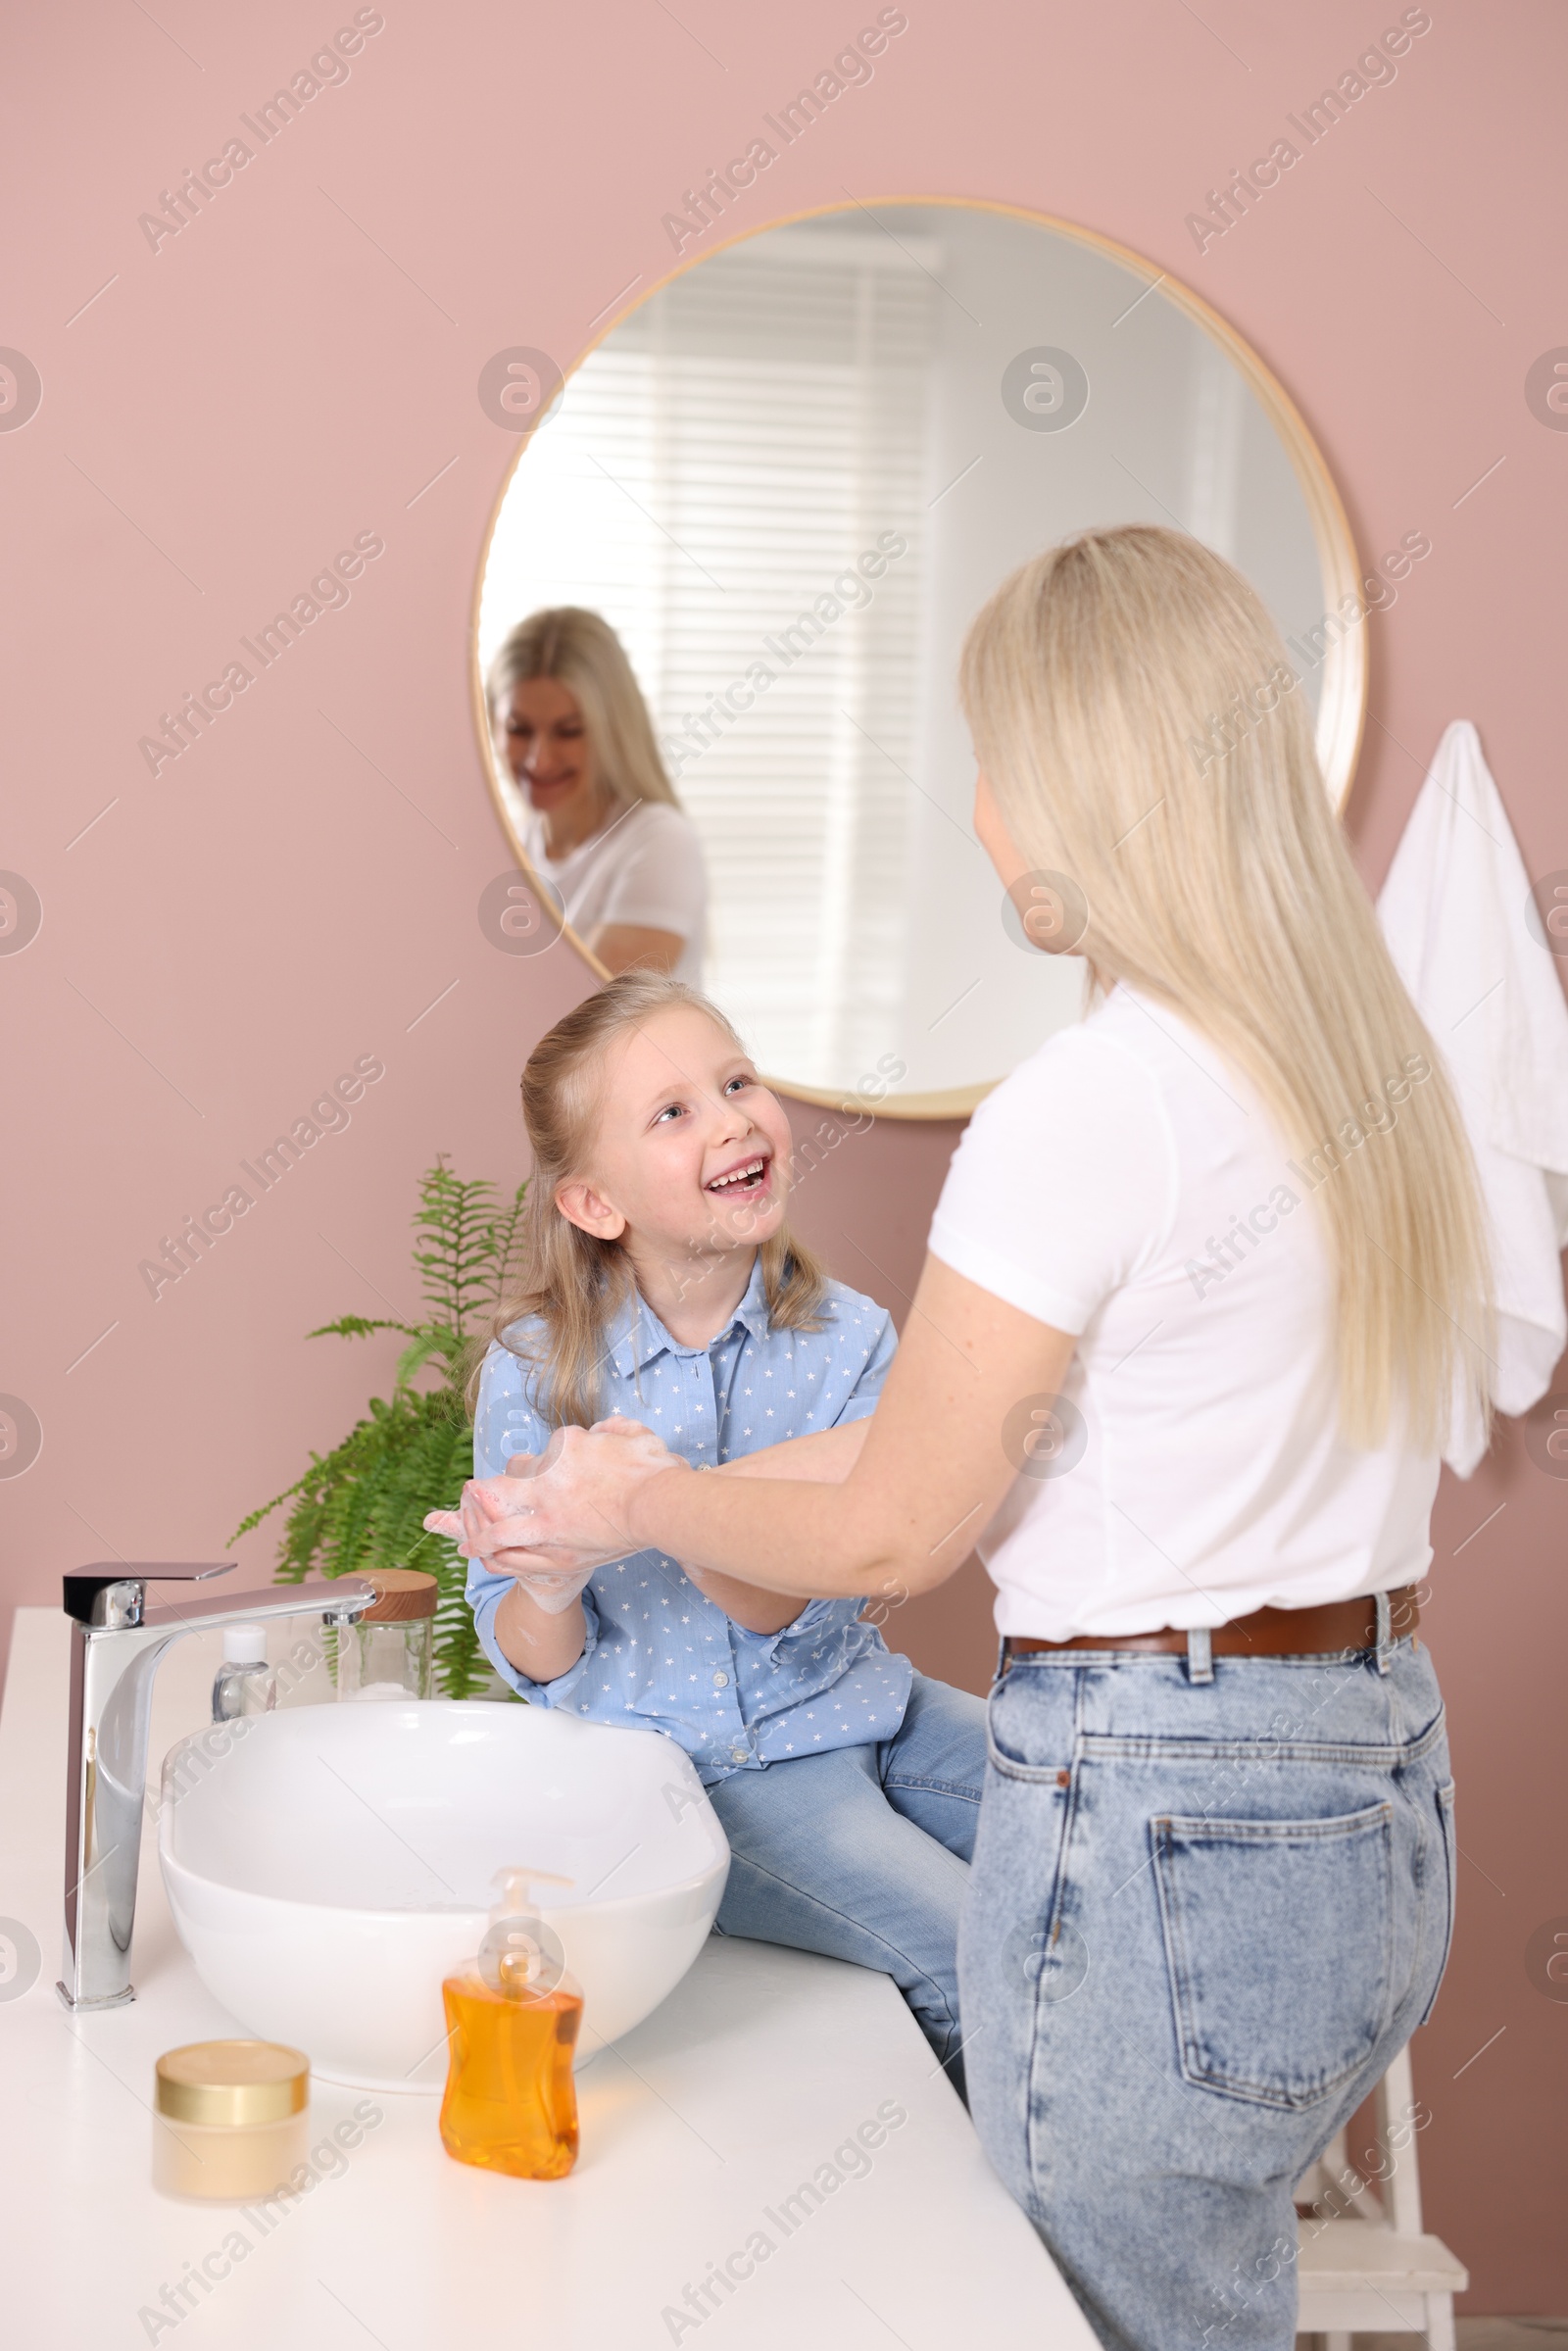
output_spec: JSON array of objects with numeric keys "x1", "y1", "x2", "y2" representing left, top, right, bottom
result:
[
  {"x1": 455, "y1": 527, "x2": 1490, "y2": 2351},
  {"x1": 488, "y1": 607, "x2": 707, "y2": 981}
]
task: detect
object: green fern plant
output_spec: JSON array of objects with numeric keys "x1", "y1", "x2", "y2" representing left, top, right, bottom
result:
[{"x1": 231, "y1": 1157, "x2": 527, "y2": 1698}]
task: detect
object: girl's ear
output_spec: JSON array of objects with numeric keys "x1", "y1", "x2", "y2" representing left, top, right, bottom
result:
[{"x1": 555, "y1": 1178, "x2": 626, "y2": 1243}]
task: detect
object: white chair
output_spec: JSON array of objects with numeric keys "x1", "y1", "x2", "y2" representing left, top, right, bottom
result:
[{"x1": 1295, "y1": 2044, "x2": 1467, "y2": 2351}]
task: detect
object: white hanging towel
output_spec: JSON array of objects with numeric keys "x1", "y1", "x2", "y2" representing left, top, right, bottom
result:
[{"x1": 1376, "y1": 718, "x2": 1568, "y2": 1474}]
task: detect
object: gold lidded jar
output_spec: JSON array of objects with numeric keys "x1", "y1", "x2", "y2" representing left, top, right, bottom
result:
[{"x1": 152, "y1": 2039, "x2": 310, "y2": 2202}]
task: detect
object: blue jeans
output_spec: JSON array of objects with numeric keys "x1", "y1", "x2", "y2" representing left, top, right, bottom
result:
[
  {"x1": 961, "y1": 1634, "x2": 1456, "y2": 2351},
  {"x1": 707, "y1": 1672, "x2": 986, "y2": 2092}
]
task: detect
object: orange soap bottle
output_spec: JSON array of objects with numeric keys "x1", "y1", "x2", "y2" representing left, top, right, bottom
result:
[{"x1": 440, "y1": 1866, "x2": 581, "y2": 2180}]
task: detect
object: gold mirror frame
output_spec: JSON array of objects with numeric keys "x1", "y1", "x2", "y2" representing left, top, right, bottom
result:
[{"x1": 470, "y1": 197, "x2": 1366, "y2": 1122}]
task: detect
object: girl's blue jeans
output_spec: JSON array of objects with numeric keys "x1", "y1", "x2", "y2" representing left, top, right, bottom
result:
[
  {"x1": 961, "y1": 1632, "x2": 1457, "y2": 2351},
  {"x1": 706, "y1": 1671, "x2": 986, "y2": 2093}
]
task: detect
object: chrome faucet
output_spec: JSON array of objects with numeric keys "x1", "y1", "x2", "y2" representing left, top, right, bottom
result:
[{"x1": 59, "y1": 1561, "x2": 374, "y2": 2012}]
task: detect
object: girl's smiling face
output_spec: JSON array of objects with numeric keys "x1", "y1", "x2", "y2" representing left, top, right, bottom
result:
[{"x1": 553, "y1": 1006, "x2": 794, "y2": 1264}]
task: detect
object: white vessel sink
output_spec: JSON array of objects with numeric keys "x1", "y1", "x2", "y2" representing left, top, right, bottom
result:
[{"x1": 158, "y1": 1700, "x2": 729, "y2": 2093}]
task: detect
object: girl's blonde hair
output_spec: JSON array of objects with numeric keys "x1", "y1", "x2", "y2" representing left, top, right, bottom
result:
[
  {"x1": 485, "y1": 972, "x2": 828, "y2": 1429},
  {"x1": 487, "y1": 607, "x2": 680, "y2": 811},
  {"x1": 960, "y1": 523, "x2": 1493, "y2": 1452}
]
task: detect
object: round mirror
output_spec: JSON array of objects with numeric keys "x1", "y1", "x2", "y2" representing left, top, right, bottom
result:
[{"x1": 473, "y1": 200, "x2": 1365, "y2": 1116}]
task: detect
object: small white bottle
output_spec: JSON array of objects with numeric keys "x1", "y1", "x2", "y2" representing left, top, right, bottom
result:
[{"x1": 211, "y1": 1625, "x2": 278, "y2": 1723}]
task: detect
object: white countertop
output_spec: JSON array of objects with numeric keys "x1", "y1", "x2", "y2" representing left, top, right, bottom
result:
[{"x1": 0, "y1": 1605, "x2": 1095, "y2": 2349}]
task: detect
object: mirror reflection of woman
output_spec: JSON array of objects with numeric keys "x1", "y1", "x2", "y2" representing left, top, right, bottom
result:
[{"x1": 489, "y1": 608, "x2": 707, "y2": 982}]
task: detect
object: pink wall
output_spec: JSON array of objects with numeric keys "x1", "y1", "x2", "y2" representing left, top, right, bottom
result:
[{"x1": 3, "y1": 0, "x2": 1563, "y2": 2310}]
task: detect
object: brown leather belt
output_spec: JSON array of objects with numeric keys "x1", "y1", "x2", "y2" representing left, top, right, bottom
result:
[{"x1": 1001, "y1": 1586, "x2": 1419, "y2": 1665}]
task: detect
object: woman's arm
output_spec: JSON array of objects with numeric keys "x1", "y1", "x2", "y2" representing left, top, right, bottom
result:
[
  {"x1": 469, "y1": 1258, "x2": 1076, "y2": 1605},
  {"x1": 586, "y1": 922, "x2": 685, "y2": 977},
  {"x1": 584, "y1": 801, "x2": 705, "y2": 978},
  {"x1": 501, "y1": 1419, "x2": 868, "y2": 1488},
  {"x1": 677, "y1": 1419, "x2": 872, "y2": 1631},
  {"x1": 710, "y1": 1419, "x2": 869, "y2": 1483},
  {"x1": 485, "y1": 1418, "x2": 872, "y2": 1636}
]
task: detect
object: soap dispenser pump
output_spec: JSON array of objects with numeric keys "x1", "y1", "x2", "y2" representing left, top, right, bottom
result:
[{"x1": 439, "y1": 1866, "x2": 581, "y2": 2179}]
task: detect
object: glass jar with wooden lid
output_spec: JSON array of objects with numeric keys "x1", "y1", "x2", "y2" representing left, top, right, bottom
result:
[{"x1": 337, "y1": 1567, "x2": 437, "y2": 1700}]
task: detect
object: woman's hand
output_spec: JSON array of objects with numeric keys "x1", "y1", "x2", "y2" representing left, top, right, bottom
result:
[
  {"x1": 482, "y1": 1433, "x2": 804, "y2": 1635},
  {"x1": 423, "y1": 1417, "x2": 686, "y2": 1590},
  {"x1": 451, "y1": 1420, "x2": 688, "y2": 1578},
  {"x1": 422, "y1": 1478, "x2": 593, "y2": 1608}
]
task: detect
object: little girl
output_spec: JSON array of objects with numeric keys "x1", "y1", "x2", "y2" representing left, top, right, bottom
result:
[{"x1": 427, "y1": 970, "x2": 987, "y2": 2089}]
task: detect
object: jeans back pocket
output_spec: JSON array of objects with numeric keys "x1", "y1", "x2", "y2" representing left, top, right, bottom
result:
[{"x1": 1153, "y1": 1799, "x2": 1395, "y2": 2110}]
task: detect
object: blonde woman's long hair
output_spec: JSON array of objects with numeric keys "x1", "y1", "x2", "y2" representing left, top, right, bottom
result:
[
  {"x1": 487, "y1": 607, "x2": 680, "y2": 812},
  {"x1": 482, "y1": 972, "x2": 828, "y2": 1430},
  {"x1": 961, "y1": 524, "x2": 1493, "y2": 1452}
]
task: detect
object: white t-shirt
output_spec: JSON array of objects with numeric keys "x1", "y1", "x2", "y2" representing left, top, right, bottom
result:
[
  {"x1": 522, "y1": 799, "x2": 708, "y2": 987},
  {"x1": 928, "y1": 984, "x2": 1440, "y2": 1639}
]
